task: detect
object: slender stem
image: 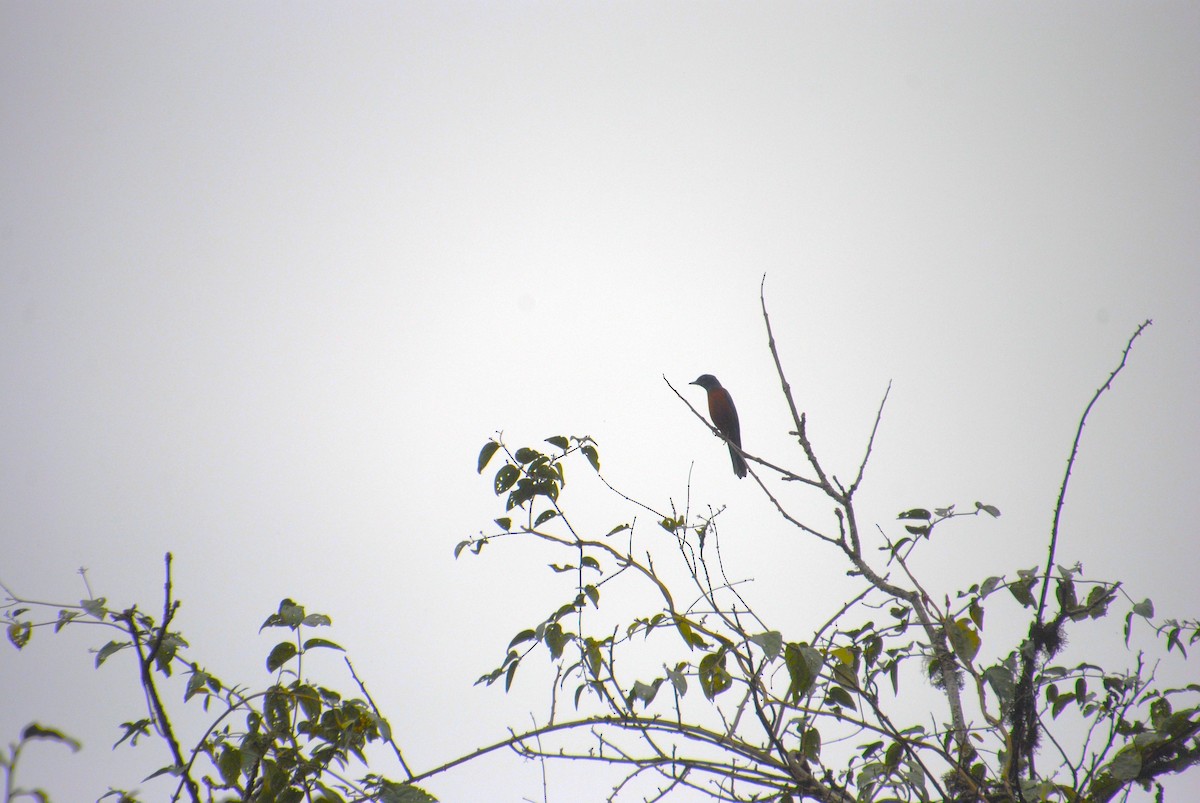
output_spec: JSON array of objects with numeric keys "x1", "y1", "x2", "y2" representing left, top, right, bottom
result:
[{"x1": 1037, "y1": 320, "x2": 1151, "y2": 621}]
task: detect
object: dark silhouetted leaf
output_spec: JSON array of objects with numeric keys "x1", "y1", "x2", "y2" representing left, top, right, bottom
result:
[
  {"x1": 581, "y1": 445, "x2": 600, "y2": 472},
  {"x1": 513, "y1": 447, "x2": 542, "y2": 464},
  {"x1": 302, "y1": 638, "x2": 343, "y2": 652},
  {"x1": 544, "y1": 623, "x2": 569, "y2": 660},
  {"x1": 975, "y1": 501, "x2": 1001, "y2": 517},
  {"x1": 21, "y1": 723, "x2": 81, "y2": 751},
  {"x1": 477, "y1": 441, "x2": 501, "y2": 474},
  {"x1": 826, "y1": 685, "x2": 857, "y2": 710},
  {"x1": 494, "y1": 464, "x2": 519, "y2": 495},
  {"x1": 508, "y1": 629, "x2": 537, "y2": 649},
  {"x1": 267, "y1": 641, "x2": 298, "y2": 672},
  {"x1": 897, "y1": 508, "x2": 931, "y2": 520}
]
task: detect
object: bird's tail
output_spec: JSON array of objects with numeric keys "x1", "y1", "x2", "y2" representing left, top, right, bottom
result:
[{"x1": 729, "y1": 446, "x2": 748, "y2": 479}]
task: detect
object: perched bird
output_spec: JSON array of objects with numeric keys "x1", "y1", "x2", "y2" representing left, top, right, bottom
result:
[{"x1": 690, "y1": 374, "x2": 747, "y2": 478}]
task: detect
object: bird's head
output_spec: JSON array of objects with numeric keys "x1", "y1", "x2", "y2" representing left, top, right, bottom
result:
[{"x1": 690, "y1": 374, "x2": 721, "y2": 390}]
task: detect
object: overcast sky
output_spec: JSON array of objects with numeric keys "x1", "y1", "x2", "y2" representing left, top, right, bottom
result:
[{"x1": 2, "y1": 4, "x2": 1198, "y2": 801}]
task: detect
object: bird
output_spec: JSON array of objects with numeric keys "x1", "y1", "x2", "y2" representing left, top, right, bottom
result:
[{"x1": 690, "y1": 374, "x2": 747, "y2": 478}]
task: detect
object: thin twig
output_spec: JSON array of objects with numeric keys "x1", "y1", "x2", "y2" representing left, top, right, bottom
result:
[
  {"x1": 1037, "y1": 320, "x2": 1152, "y2": 622},
  {"x1": 121, "y1": 554, "x2": 201, "y2": 803},
  {"x1": 848, "y1": 381, "x2": 891, "y2": 498},
  {"x1": 346, "y1": 657, "x2": 413, "y2": 779}
]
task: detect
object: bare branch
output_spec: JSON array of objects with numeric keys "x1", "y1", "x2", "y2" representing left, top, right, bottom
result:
[{"x1": 1037, "y1": 319, "x2": 1152, "y2": 621}]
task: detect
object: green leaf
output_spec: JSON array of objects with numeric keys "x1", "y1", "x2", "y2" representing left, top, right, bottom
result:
[
  {"x1": 218, "y1": 745, "x2": 242, "y2": 785},
  {"x1": 580, "y1": 444, "x2": 600, "y2": 472},
  {"x1": 628, "y1": 678, "x2": 664, "y2": 709},
  {"x1": 784, "y1": 643, "x2": 823, "y2": 702},
  {"x1": 673, "y1": 616, "x2": 707, "y2": 649},
  {"x1": 984, "y1": 665, "x2": 1015, "y2": 707},
  {"x1": 267, "y1": 641, "x2": 298, "y2": 672},
  {"x1": 666, "y1": 662, "x2": 688, "y2": 696},
  {"x1": 584, "y1": 584, "x2": 600, "y2": 607},
  {"x1": 53, "y1": 609, "x2": 80, "y2": 633},
  {"x1": 534, "y1": 509, "x2": 557, "y2": 526},
  {"x1": 605, "y1": 523, "x2": 630, "y2": 536},
  {"x1": 1056, "y1": 578, "x2": 1078, "y2": 611},
  {"x1": 698, "y1": 651, "x2": 732, "y2": 700},
  {"x1": 477, "y1": 441, "x2": 501, "y2": 473},
  {"x1": 504, "y1": 658, "x2": 519, "y2": 691},
  {"x1": 493, "y1": 464, "x2": 519, "y2": 495},
  {"x1": 302, "y1": 638, "x2": 344, "y2": 652},
  {"x1": 544, "y1": 623, "x2": 569, "y2": 660},
  {"x1": 897, "y1": 508, "x2": 931, "y2": 520},
  {"x1": 545, "y1": 436, "x2": 569, "y2": 450},
  {"x1": 376, "y1": 782, "x2": 440, "y2": 803},
  {"x1": 513, "y1": 447, "x2": 542, "y2": 464},
  {"x1": 975, "y1": 502, "x2": 1001, "y2": 517},
  {"x1": 81, "y1": 598, "x2": 107, "y2": 619},
  {"x1": 113, "y1": 718, "x2": 152, "y2": 748},
  {"x1": 7, "y1": 621, "x2": 32, "y2": 650},
  {"x1": 583, "y1": 638, "x2": 605, "y2": 678},
  {"x1": 1132, "y1": 598, "x2": 1154, "y2": 618},
  {"x1": 863, "y1": 635, "x2": 882, "y2": 667},
  {"x1": 1051, "y1": 691, "x2": 1075, "y2": 718},
  {"x1": 825, "y1": 685, "x2": 857, "y2": 710},
  {"x1": 95, "y1": 639, "x2": 127, "y2": 667},
  {"x1": 302, "y1": 613, "x2": 332, "y2": 627},
  {"x1": 1009, "y1": 578, "x2": 1037, "y2": 608},
  {"x1": 1108, "y1": 745, "x2": 1142, "y2": 780},
  {"x1": 260, "y1": 599, "x2": 306, "y2": 630},
  {"x1": 968, "y1": 599, "x2": 984, "y2": 630},
  {"x1": 801, "y1": 726, "x2": 822, "y2": 761},
  {"x1": 749, "y1": 631, "x2": 783, "y2": 660},
  {"x1": 949, "y1": 619, "x2": 981, "y2": 663},
  {"x1": 885, "y1": 740, "x2": 904, "y2": 769},
  {"x1": 580, "y1": 556, "x2": 600, "y2": 571},
  {"x1": 21, "y1": 723, "x2": 81, "y2": 752},
  {"x1": 508, "y1": 629, "x2": 537, "y2": 649},
  {"x1": 144, "y1": 763, "x2": 183, "y2": 782}
]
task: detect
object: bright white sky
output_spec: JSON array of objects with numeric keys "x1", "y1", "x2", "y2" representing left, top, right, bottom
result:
[{"x1": 2, "y1": 4, "x2": 1198, "y2": 802}]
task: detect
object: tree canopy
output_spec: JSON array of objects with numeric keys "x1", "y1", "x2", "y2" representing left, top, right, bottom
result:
[{"x1": 4, "y1": 298, "x2": 1197, "y2": 803}]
